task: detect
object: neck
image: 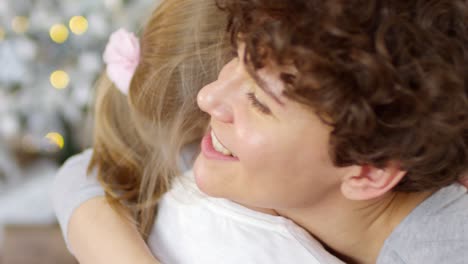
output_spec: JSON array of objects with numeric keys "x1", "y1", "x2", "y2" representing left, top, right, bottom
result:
[{"x1": 277, "y1": 189, "x2": 434, "y2": 264}]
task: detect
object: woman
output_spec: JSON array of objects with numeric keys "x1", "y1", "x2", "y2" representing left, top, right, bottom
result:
[{"x1": 196, "y1": 0, "x2": 467, "y2": 263}]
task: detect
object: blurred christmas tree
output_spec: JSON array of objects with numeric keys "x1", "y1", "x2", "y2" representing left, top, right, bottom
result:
[{"x1": 0, "y1": 0, "x2": 157, "y2": 189}]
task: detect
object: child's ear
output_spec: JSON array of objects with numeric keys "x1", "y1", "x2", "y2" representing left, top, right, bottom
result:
[{"x1": 340, "y1": 163, "x2": 406, "y2": 200}]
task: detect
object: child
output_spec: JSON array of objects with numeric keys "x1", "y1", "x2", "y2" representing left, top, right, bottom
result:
[{"x1": 52, "y1": 0, "x2": 343, "y2": 263}]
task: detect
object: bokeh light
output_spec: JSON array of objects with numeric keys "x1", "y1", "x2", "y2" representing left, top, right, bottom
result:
[
  {"x1": 11, "y1": 16, "x2": 29, "y2": 33},
  {"x1": 49, "y1": 24, "x2": 69, "y2": 43},
  {"x1": 50, "y1": 70, "x2": 70, "y2": 89},
  {"x1": 69, "y1": 16, "x2": 88, "y2": 35},
  {"x1": 45, "y1": 132, "x2": 65, "y2": 149}
]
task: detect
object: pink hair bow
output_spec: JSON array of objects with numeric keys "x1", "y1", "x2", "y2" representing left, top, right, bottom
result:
[{"x1": 103, "y1": 28, "x2": 140, "y2": 95}]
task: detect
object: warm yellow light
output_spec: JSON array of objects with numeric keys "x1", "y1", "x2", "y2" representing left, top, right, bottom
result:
[
  {"x1": 45, "y1": 132, "x2": 65, "y2": 149},
  {"x1": 12, "y1": 16, "x2": 29, "y2": 34},
  {"x1": 50, "y1": 70, "x2": 70, "y2": 89},
  {"x1": 0, "y1": 27, "x2": 5, "y2": 42},
  {"x1": 69, "y1": 16, "x2": 88, "y2": 35},
  {"x1": 49, "y1": 24, "x2": 69, "y2": 44}
]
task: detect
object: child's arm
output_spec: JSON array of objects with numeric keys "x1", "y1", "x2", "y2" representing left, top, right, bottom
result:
[
  {"x1": 52, "y1": 150, "x2": 159, "y2": 263},
  {"x1": 68, "y1": 196, "x2": 160, "y2": 264}
]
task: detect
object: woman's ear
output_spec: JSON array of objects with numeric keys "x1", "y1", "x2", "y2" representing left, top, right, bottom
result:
[{"x1": 340, "y1": 163, "x2": 406, "y2": 201}]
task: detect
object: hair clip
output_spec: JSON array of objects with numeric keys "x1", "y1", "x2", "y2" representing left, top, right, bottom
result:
[{"x1": 103, "y1": 28, "x2": 140, "y2": 95}]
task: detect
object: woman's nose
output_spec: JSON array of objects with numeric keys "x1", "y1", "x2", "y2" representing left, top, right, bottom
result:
[
  {"x1": 197, "y1": 60, "x2": 239, "y2": 123},
  {"x1": 197, "y1": 79, "x2": 235, "y2": 123}
]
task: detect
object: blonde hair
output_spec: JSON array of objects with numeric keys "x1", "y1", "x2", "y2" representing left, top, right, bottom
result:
[{"x1": 88, "y1": 0, "x2": 230, "y2": 240}]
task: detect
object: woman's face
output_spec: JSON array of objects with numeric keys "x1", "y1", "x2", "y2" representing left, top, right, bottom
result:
[{"x1": 193, "y1": 45, "x2": 351, "y2": 210}]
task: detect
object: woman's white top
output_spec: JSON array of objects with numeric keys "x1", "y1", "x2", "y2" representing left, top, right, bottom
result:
[{"x1": 52, "y1": 148, "x2": 343, "y2": 264}]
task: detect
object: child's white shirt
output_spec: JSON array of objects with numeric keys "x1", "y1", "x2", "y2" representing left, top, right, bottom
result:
[{"x1": 52, "y1": 148, "x2": 343, "y2": 264}]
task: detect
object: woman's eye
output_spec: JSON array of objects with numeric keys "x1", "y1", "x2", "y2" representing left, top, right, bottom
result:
[{"x1": 247, "y1": 92, "x2": 272, "y2": 115}]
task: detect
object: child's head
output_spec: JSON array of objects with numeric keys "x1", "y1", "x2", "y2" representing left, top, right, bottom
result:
[
  {"x1": 89, "y1": 0, "x2": 230, "y2": 238},
  {"x1": 192, "y1": 0, "x2": 468, "y2": 209}
]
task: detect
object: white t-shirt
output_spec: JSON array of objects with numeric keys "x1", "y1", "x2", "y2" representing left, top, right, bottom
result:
[{"x1": 52, "y1": 148, "x2": 343, "y2": 264}]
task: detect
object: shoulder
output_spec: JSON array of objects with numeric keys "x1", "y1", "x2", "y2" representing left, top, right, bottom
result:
[
  {"x1": 378, "y1": 183, "x2": 468, "y2": 264},
  {"x1": 61, "y1": 149, "x2": 94, "y2": 169},
  {"x1": 52, "y1": 148, "x2": 103, "y2": 205},
  {"x1": 52, "y1": 149, "x2": 96, "y2": 192},
  {"x1": 52, "y1": 149, "x2": 105, "y2": 246},
  {"x1": 153, "y1": 170, "x2": 343, "y2": 264},
  {"x1": 56, "y1": 149, "x2": 94, "y2": 176}
]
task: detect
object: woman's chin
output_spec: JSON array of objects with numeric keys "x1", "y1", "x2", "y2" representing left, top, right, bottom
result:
[{"x1": 193, "y1": 154, "x2": 223, "y2": 198}]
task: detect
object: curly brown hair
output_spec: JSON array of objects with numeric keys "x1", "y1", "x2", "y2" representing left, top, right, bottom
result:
[{"x1": 216, "y1": 0, "x2": 468, "y2": 191}]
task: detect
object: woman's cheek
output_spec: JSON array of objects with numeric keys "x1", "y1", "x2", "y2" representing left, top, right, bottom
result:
[{"x1": 239, "y1": 132, "x2": 272, "y2": 158}]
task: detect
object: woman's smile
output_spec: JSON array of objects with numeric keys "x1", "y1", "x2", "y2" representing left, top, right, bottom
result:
[
  {"x1": 211, "y1": 129, "x2": 237, "y2": 157},
  {"x1": 200, "y1": 127, "x2": 240, "y2": 161}
]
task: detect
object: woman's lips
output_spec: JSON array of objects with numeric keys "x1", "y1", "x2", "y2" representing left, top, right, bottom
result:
[{"x1": 201, "y1": 128, "x2": 239, "y2": 161}]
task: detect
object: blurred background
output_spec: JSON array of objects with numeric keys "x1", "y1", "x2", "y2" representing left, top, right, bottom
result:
[{"x1": 0, "y1": 0, "x2": 156, "y2": 262}]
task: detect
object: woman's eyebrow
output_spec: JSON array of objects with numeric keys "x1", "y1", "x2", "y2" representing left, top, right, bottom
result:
[{"x1": 245, "y1": 65, "x2": 285, "y2": 106}]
